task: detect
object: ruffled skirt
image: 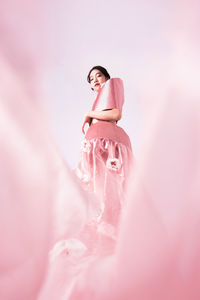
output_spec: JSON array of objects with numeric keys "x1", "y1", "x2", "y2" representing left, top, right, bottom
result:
[{"x1": 75, "y1": 121, "x2": 133, "y2": 238}]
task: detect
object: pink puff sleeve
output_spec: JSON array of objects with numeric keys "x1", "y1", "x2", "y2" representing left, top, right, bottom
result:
[{"x1": 92, "y1": 78, "x2": 124, "y2": 111}]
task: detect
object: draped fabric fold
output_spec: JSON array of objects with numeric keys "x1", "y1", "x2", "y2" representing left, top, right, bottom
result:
[{"x1": 1, "y1": 0, "x2": 200, "y2": 299}]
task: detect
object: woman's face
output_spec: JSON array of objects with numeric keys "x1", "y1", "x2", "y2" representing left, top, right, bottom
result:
[{"x1": 89, "y1": 69, "x2": 107, "y2": 92}]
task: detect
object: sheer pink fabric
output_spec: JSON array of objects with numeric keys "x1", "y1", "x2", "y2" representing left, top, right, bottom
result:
[
  {"x1": 76, "y1": 137, "x2": 132, "y2": 228},
  {"x1": 0, "y1": 57, "x2": 90, "y2": 300},
  {"x1": 1, "y1": 0, "x2": 200, "y2": 300}
]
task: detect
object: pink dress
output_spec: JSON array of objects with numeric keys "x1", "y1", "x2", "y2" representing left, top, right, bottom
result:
[
  {"x1": 76, "y1": 78, "x2": 133, "y2": 239},
  {"x1": 2, "y1": 1, "x2": 200, "y2": 299}
]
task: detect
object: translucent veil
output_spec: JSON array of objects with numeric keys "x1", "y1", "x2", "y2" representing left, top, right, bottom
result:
[{"x1": 0, "y1": 0, "x2": 200, "y2": 299}]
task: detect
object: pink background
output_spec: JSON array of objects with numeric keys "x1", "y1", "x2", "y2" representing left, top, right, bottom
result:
[
  {"x1": 1, "y1": 1, "x2": 200, "y2": 299},
  {"x1": 42, "y1": 0, "x2": 200, "y2": 167},
  {"x1": 1, "y1": 0, "x2": 200, "y2": 169}
]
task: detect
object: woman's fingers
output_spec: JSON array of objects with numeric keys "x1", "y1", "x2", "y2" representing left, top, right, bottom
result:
[
  {"x1": 82, "y1": 121, "x2": 86, "y2": 134},
  {"x1": 82, "y1": 114, "x2": 92, "y2": 135},
  {"x1": 82, "y1": 115, "x2": 90, "y2": 134}
]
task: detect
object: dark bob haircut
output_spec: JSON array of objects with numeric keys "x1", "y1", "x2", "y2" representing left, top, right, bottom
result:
[{"x1": 87, "y1": 66, "x2": 111, "y2": 83}]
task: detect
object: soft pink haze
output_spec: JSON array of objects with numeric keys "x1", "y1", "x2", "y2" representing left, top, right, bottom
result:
[{"x1": 0, "y1": 0, "x2": 200, "y2": 299}]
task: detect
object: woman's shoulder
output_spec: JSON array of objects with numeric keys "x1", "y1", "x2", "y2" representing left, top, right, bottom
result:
[
  {"x1": 106, "y1": 77, "x2": 123, "y2": 85},
  {"x1": 102, "y1": 77, "x2": 124, "y2": 91},
  {"x1": 93, "y1": 77, "x2": 124, "y2": 111}
]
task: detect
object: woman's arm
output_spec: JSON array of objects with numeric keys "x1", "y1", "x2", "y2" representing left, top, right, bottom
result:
[
  {"x1": 82, "y1": 109, "x2": 122, "y2": 134},
  {"x1": 89, "y1": 108, "x2": 122, "y2": 121}
]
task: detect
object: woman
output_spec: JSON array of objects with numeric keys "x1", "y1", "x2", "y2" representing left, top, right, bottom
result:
[{"x1": 76, "y1": 66, "x2": 133, "y2": 239}]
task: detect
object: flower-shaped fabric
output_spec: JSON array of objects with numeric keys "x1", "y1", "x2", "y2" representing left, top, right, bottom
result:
[
  {"x1": 82, "y1": 173, "x2": 90, "y2": 183},
  {"x1": 81, "y1": 139, "x2": 91, "y2": 153},
  {"x1": 106, "y1": 158, "x2": 121, "y2": 171},
  {"x1": 49, "y1": 238, "x2": 87, "y2": 262}
]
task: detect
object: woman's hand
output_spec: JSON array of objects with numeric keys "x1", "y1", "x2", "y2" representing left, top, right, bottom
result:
[{"x1": 82, "y1": 113, "x2": 92, "y2": 135}]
